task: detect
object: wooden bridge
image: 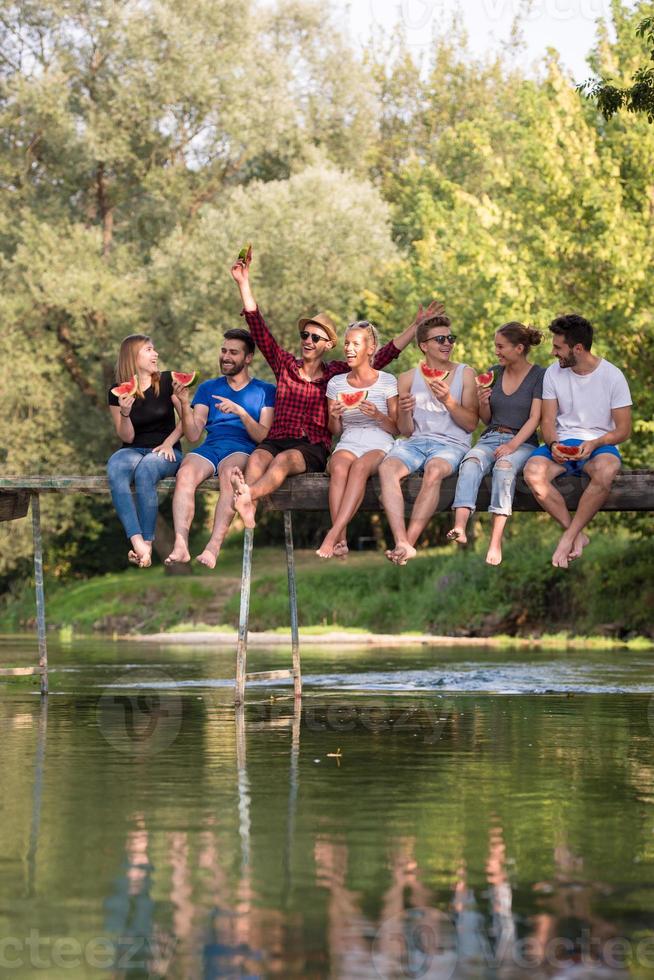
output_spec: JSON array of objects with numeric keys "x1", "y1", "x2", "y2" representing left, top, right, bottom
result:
[{"x1": 2, "y1": 470, "x2": 653, "y2": 699}]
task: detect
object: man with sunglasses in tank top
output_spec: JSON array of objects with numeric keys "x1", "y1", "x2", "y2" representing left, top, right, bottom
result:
[
  {"x1": 379, "y1": 315, "x2": 479, "y2": 564},
  {"x1": 228, "y1": 249, "x2": 444, "y2": 528}
]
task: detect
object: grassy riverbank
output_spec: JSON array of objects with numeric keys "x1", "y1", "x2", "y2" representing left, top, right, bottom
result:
[{"x1": 1, "y1": 525, "x2": 651, "y2": 642}]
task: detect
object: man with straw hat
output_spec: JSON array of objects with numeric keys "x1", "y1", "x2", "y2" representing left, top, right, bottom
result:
[{"x1": 229, "y1": 248, "x2": 443, "y2": 528}]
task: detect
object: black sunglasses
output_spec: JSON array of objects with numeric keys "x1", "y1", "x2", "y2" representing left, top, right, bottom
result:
[
  {"x1": 425, "y1": 334, "x2": 457, "y2": 344},
  {"x1": 300, "y1": 330, "x2": 329, "y2": 343}
]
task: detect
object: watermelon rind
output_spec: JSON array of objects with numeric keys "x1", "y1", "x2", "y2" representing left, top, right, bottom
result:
[
  {"x1": 171, "y1": 371, "x2": 199, "y2": 388},
  {"x1": 419, "y1": 363, "x2": 450, "y2": 382},
  {"x1": 337, "y1": 390, "x2": 369, "y2": 409},
  {"x1": 475, "y1": 370, "x2": 495, "y2": 389},
  {"x1": 111, "y1": 375, "x2": 138, "y2": 398}
]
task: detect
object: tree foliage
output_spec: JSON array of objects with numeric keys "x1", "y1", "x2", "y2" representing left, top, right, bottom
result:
[{"x1": 0, "y1": 0, "x2": 652, "y2": 583}]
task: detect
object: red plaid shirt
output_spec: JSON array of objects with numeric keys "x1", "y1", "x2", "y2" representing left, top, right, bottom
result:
[{"x1": 244, "y1": 307, "x2": 401, "y2": 449}]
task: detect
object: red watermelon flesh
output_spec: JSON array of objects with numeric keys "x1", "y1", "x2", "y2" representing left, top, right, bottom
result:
[
  {"x1": 172, "y1": 371, "x2": 199, "y2": 387},
  {"x1": 555, "y1": 443, "x2": 583, "y2": 458},
  {"x1": 111, "y1": 375, "x2": 138, "y2": 398},
  {"x1": 419, "y1": 363, "x2": 450, "y2": 382},
  {"x1": 337, "y1": 390, "x2": 368, "y2": 409},
  {"x1": 475, "y1": 370, "x2": 495, "y2": 389}
]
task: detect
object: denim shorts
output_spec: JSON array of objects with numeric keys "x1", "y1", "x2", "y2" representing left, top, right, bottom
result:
[
  {"x1": 188, "y1": 441, "x2": 253, "y2": 475},
  {"x1": 386, "y1": 435, "x2": 469, "y2": 475},
  {"x1": 529, "y1": 438, "x2": 621, "y2": 474}
]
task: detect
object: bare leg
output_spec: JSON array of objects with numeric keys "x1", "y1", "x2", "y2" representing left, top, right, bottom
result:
[
  {"x1": 165, "y1": 455, "x2": 214, "y2": 564},
  {"x1": 232, "y1": 449, "x2": 307, "y2": 528},
  {"x1": 485, "y1": 514, "x2": 509, "y2": 565},
  {"x1": 551, "y1": 456, "x2": 620, "y2": 568},
  {"x1": 379, "y1": 457, "x2": 411, "y2": 562},
  {"x1": 196, "y1": 452, "x2": 250, "y2": 568},
  {"x1": 524, "y1": 457, "x2": 588, "y2": 569},
  {"x1": 396, "y1": 457, "x2": 453, "y2": 563},
  {"x1": 317, "y1": 452, "x2": 355, "y2": 559},
  {"x1": 317, "y1": 451, "x2": 384, "y2": 558}
]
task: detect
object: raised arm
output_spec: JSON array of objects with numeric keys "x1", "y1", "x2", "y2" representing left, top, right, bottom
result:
[
  {"x1": 373, "y1": 301, "x2": 446, "y2": 369},
  {"x1": 231, "y1": 253, "x2": 285, "y2": 376}
]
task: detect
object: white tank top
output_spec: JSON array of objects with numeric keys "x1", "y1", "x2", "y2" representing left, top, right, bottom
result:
[{"x1": 410, "y1": 363, "x2": 472, "y2": 449}]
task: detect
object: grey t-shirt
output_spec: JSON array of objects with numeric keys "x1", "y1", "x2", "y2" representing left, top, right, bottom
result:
[{"x1": 482, "y1": 364, "x2": 545, "y2": 446}]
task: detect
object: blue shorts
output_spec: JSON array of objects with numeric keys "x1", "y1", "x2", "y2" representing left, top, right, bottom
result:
[
  {"x1": 187, "y1": 441, "x2": 253, "y2": 476},
  {"x1": 529, "y1": 439, "x2": 621, "y2": 474},
  {"x1": 386, "y1": 435, "x2": 469, "y2": 476}
]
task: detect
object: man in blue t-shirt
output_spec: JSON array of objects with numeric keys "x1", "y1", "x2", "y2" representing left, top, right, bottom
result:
[{"x1": 165, "y1": 329, "x2": 275, "y2": 567}]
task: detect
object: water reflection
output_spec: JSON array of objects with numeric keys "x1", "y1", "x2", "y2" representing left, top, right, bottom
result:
[{"x1": 4, "y1": 688, "x2": 654, "y2": 979}]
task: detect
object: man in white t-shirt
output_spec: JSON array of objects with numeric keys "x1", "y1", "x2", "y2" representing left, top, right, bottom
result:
[{"x1": 523, "y1": 314, "x2": 632, "y2": 569}]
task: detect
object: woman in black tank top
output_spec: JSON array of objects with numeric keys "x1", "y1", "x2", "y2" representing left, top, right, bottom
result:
[{"x1": 107, "y1": 334, "x2": 183, "y2": 567}]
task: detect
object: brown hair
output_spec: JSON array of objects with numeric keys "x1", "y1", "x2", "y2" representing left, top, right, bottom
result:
[
  {"x1": 115, "y1": 334, "x2": 160, "y2": 399},
  {"x1": 496, "y1": 322, "x2": 542, "y2": 353},
  {"x1": 416, "y1": 315, "x2": 451, "y2": 347}
]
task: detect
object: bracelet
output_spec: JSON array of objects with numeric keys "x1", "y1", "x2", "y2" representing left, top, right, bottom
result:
[{"x1": 120, "y1": 412, "x2": 131, "y2": 418}]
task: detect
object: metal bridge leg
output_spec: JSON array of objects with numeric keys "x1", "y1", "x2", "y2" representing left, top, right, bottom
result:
[
  {"x1": 235, "y1": 528, "x2": 254, "y2": 705},
  {"x1": 31, "y1": 495, "x2": 48, "y2": 696},
  {"x1": 284, "y1": 512, "x2": 302, "y2": 699}
]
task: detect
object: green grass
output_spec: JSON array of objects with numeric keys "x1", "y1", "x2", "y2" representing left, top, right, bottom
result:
[{"x1": 1, "y1": 527, "x2": 652, "y2": 642}]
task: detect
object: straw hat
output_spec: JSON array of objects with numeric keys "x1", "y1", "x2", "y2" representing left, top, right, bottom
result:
[{"x1": 297, "y1": 312, "x2": 338, "y2": 346}]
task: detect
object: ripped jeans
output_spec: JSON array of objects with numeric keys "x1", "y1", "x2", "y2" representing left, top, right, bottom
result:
[{"x1": 451, "y1": 432, "x2": 534, "y2": 516}]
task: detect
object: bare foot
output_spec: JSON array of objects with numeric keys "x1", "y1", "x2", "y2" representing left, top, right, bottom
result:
[
  {"x1": 196, "y1": 544, "x2": 220, "y2": 569},
  {"x1": 392, "y1": 542, "x2": 417, "y2": 566},
  {"x1": 385, "y1": 548, "x2": 398, "y2": 563},
  {"x1": 333, "y1": 540, "x2": 349, "y2": 559},
  {"x1": 447, "y1": 527, "x2": 467, "y2": 545},
  {"x1": 485, "y1": 544, "x2": 502, "y2": 566},
  {"x1": 230, "y1": 466, "x2": 246, "y2": 495},
  {"x1": 129, "y1": 542, "x2": 152, "y2": 568},
  {"x1": 568, "y1": 532, "x2": 590, "y2": 561},
  {"x1": 232, "y1": 482, "x2": 256, "y2": 529},
  {"x1": 552, "y1": 534, "x2": 575, "y2": 569},
  {"x1": 316, "y1": 530, "x2": 339, "y2": 559},
  {"x1": 165, "y1": 536, "x2": 191, "y2": 565},
  {"x1": 127, "y1": 550, "x2": 141, "y2": 566}
]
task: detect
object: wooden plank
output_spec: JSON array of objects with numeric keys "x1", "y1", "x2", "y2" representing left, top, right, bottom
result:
[
  {"x1": 0, "y1": 666, "x2": 40, "y2": 676},
  {"x1": 0, "y1": 490, "x2": 30, "y2": 522},
  {"x1": 245, "y1": 669, "x2": 295, "y2": 681},
  {"x1": 1, "y1": 470, "x2": 654, "y2": 511}
]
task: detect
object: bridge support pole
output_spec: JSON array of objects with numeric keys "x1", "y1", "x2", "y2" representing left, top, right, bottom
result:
[
  {"x1": 284, "y1": 512, "x2": 302, "y2": 699},
  {"x1": 31, "y1": 494, "x2": 48, "y2": 696},
  {"x1": 234, "y1": 528, "x2": 254, "y2": 705}
]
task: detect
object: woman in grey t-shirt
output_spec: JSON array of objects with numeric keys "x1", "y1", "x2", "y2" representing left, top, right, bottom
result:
[{"x1": 448, "y1": 323, "x2": 544, "y2": 565}]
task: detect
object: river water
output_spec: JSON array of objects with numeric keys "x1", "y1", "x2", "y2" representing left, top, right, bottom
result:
[{"x1": 2, "y1": 636, "x2": 654, "y2": 979}]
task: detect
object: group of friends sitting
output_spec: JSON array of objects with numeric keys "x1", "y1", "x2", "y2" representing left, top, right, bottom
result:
[{"x1": 107, "y1": 251, "x2": 632, "y2": 571}]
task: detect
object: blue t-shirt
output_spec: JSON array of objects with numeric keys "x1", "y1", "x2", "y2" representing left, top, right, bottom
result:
[{"x1": 192, "y1": 376, "x2": 276, "y2": 450}]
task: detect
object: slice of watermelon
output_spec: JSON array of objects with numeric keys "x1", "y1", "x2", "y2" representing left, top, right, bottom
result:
[
  {"x1": 554, "y1": 442, "x2": 583, "y2": 458},
  {"x1": 171, "y1": 371, "x2": 199, "y2": 388},
  {"x1": 337, "y1": 390, "x2": 368, "y2": 409},
  {"x1": 419, "y1": 363, "x2": 450, "y2": 382},
  {"x1": 475, "y1": 370, "x2": 495, "y2": 389},
  {"x1": 237, "y1": 242, "x2": 252, "y2": 264},
  {"x1": 111, "y1": 375, "x2": 138, "y2": 398}
]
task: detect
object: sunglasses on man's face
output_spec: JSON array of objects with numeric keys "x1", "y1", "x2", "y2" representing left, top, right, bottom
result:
[
  {"x1": 300, "y1": 330, "x2": 329, "y2": 343},
  {"x1": 425, "y1": 334, "x2": 457, "y2": 344}
]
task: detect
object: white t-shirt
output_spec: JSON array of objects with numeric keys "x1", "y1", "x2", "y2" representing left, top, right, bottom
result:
[
  {"x1": 326, "y1": 370, "x2": 398, "y2": 430},
  {"x1": 542, "y1": 358, "x2": 632, "y2": 440}
]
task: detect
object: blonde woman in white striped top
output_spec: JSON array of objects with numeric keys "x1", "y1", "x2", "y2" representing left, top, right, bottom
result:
[{"x1": 316, "y1": 321, "x2": 399, "y2": 559}]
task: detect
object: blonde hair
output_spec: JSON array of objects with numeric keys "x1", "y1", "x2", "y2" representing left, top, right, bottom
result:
[
  {"x1": 115, "y1": 334, "x2": 159, "y2": 399},
  {"x1": 345, "y1": 320, "x2": 379, "y2": 360}
]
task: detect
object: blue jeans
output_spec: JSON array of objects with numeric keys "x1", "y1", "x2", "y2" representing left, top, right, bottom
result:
[
  {"x1": 452, "y1": 433, "x2": 534, "y2": 516},
  {"x1": 107, "y1": 447, "x2": 182, "y2": 541}
]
